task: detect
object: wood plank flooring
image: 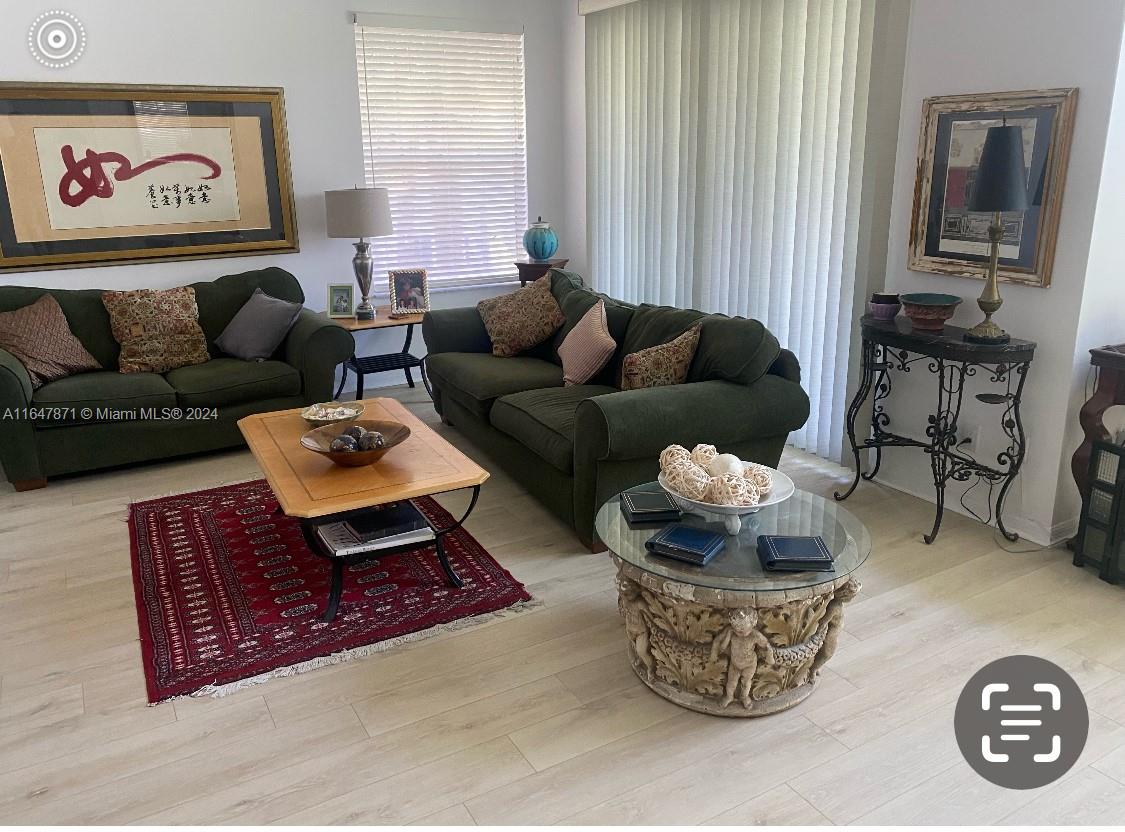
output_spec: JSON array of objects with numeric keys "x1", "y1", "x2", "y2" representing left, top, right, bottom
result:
[{"x1": 2, "y1": 385, "x2": 1124, "y2": 824}]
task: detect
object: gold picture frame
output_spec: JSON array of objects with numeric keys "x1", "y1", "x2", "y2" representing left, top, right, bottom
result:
[
  {"x1": 327, "y1": 283, "x2": 354, "y2": 318},
  {"x1": 0, "y1": 81, "x2": 298, "y2": 272},
  {"x1": 908, "y1": 88, "x2": 1077, "y2": 288},
  {"x1": 388, "y1": 268, "x2": 430, "y2": 316}
]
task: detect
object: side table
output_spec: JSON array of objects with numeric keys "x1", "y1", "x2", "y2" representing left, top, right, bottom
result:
[
  {"x1": 332, "y1": 307, "x2": 427, "y2": 400},
  {"x1": 515, "y1": 257, "x2": 568, "y2": 286},
  {"x1": 1071, "y1": 344, "x2": 1125, "y2": 501},
  {"x1": 836, "y1": 315, "x2": 1036, "y2": 544}
]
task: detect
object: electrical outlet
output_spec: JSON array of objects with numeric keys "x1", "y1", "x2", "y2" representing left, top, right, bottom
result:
[{"x1": 957, "y1": 424, "x2": 981, "y2": 454}]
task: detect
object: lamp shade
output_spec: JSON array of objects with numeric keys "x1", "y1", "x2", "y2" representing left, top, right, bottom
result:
[
  {"x1": 967, "y1": 125, "x2": 1029, "y2": 213},
  {"x1": 324, "y1": 188, "x2": 393, "y2": 238}
]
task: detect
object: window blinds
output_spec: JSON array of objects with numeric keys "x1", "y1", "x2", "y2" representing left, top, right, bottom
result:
[
  {"x1": 586, "y1": 0, "x2": 876, "y2": 460},
  {"x1": 353, "y1": 23, "x2": 529, "y2": 289}
]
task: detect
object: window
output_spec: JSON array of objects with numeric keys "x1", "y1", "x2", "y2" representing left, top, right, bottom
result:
[{"x1": 353, "y1": 20, "x2": 529, "y2": 289}]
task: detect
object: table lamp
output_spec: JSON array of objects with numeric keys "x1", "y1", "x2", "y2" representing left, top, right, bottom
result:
[
  {"x1": 964, "y1": 123, "x2": 1028, "y2": 344},
  {"x1": 325, "y1": 187, "x2": 393, "y2": 320}
]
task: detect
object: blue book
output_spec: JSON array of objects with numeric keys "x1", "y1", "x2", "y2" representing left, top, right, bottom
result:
[{"x1": 644, "y1": 525, "x2": 725, "y2": 566}]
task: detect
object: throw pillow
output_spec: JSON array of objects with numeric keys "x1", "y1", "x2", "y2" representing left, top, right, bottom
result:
[
  {"x1": 215, "y1": 288, "x2": 303, "y2": 361},
  {"x1": 620, "y1": 321, "x2": 702, "y2": 391},
  {"x1": 558, "y1": 300, "x2": 615, "y2": 385},
  {"x1": 0, "y1": 294, "x2": 101, "y2": 389},
  {"x1": 477, "y1": 276, "x2": 565, "y2": 358},
  {"x1": 101, "y1": 286, "x2": 210, "y2": 374}
]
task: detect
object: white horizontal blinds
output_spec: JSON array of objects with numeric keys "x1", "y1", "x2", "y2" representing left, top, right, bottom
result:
[
  {"x1": 355, "y1": 24, "x2": 528, "y2": 288},
  {"x1": 586, "y1": 0, "x2": 875, "y2": 459}
]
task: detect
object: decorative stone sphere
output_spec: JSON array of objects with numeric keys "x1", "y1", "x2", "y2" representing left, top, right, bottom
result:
[
  {"x1": 706, "y1": 452, "x2": 744, "y2": 477},
  {"x1": 663, "y1": 459, "x2": 711, "y2": 500},
  {"x1": 690, "y1": 443, "x2": 718, "y2": 468},
  {"x1": 705, "y1": 473, "x2": 761, "y2": 507},
  {"x1": 659, "y1": 444, "x2": 691, "y2": 472},
  {"x1": 742, "y1": 462, "x2": 774, "y2": 496}
]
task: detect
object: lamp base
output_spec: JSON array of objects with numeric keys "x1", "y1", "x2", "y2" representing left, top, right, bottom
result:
[
  {"x1": 964, "y1": 318, "x2": 1010, "y2": 345},
  {"x1": 355, "y1": 304, "x2": 375, "y2": 321}
]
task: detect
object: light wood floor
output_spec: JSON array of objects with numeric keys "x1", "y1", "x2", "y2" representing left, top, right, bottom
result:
[{"x1": 3, "y1": 385, "x2": 1125, "y2": 824}]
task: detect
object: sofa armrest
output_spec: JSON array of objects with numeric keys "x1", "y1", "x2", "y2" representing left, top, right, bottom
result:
[
  {"x1": 0, "y1": 348, "x2": 43, "y2": 485},
  {"x1": 0, "y1": 347, "x2": 33, "y2": 406},
  {"x1": 769, "y1": 348, "x2": 801, "y2": 384},
  {"x1": 283, "y1": 310, "x2": 355, "y2": 403},
  {"x1": 574, "y1": 376, "x2": 811, "y2": 462},
  {"x1": 422, "y1": 307, "x2": 492, "y2": 356}
]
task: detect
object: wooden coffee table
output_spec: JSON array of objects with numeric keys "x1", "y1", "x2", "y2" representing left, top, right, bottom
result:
[{"x1": 238, "y1": 397, "x2": 488, "y2": 621}]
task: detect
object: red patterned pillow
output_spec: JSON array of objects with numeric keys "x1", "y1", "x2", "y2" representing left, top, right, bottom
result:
[
  {"x1": 0, "y1": 294, "x2": 101, "y2": 388},
  {"x1": 102, "y1": 286, "x2": 210, "y2": 374},
  {"x1": 621, "y1": 322, "x2": 702, "y2": 391},
  {"x1": 477, "y1": 276, "x2": 565, "y2": 357},
  {"x1": 558, "y1": 300, "x2": 615, "y2": 385}
]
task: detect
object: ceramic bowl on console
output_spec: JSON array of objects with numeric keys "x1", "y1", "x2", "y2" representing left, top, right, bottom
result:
[
  {"x1": 301, "y1": 419, "x2": 410, "y2": 467},
  {"x1": 867, "y1": 292, "x2": 901, "y2": 321},
  {"x1": 899, "y1": 292, "x2": 962, "y2": 332}
]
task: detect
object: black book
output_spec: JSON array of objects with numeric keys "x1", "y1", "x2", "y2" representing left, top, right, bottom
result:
[
  {"x1": 345, "y1": 501, "x2": 432, "y2": 542},
  {"x1": 756, "y1": 535, "x2": 835, "y2": 572},
  {"x1": 620, "y1": 488, "x2": 683, "y2": 525}
]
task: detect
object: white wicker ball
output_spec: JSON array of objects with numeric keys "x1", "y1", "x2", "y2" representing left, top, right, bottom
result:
[
  {"x1": 659, "y1": 444, "x2": 691, "y2": 472},
  {"x1": 663, "y1": 459, "x2": 711, "y2": 500},
  {"x1": 706, "y1": 452, "x2": 744, "y2": 477},
  {"x1": 704, "y1": 473, "x2": 760, "y2": 507},
  {"x1": 742, "y1": 462, "x2": 774, "y2": 495},
  {"x1": 690, "y1": 443, "x2": 718, "y2": 468}
]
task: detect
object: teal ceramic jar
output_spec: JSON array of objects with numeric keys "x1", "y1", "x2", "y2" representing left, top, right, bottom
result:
[{"x1": 523, "y1": 216, "x2": 559, "y2": 261}]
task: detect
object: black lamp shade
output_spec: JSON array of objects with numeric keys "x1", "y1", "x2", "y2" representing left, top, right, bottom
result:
[{"x1": 967, "y1": 125, "x2": 1029, "y2": 212}]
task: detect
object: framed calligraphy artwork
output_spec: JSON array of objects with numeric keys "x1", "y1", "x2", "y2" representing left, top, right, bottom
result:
[{"x1": 0, "y1": 83, "x2": 298, "y2": 272}]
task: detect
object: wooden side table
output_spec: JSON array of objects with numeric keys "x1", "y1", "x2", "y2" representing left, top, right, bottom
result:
[
  {"x1": 1071, "y1": 344, "x2": 1125, "y2": 500},
  {"x1": 332, "y1": 306, "x2": 426, "y2": 400},
  {"x1": 515, "y1": 257, "x2": 568, "y2": 286}
]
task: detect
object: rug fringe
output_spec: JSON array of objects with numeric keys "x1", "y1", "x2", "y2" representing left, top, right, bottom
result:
[{"x1": 184, "y1": 597, "x2": 544, "y2": 700}]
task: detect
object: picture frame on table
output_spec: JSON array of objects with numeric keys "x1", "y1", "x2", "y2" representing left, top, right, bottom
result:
[
  {"x1": 0, "y1": 82, "x2": 298, "y2": 272},
  {"x1": 908, "y1": 87, "x2": 1077, "y2": 288},
  {"x1": 388, "y1": 268, "x2": 430, "y2": 316},
  {"x1": 327, "y1": 283, "x2": 354, "y2": 318}
]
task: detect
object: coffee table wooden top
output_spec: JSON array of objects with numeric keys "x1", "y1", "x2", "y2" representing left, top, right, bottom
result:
[{"x1": 238, "y1": 397, "x2": 488, "y2": 519}]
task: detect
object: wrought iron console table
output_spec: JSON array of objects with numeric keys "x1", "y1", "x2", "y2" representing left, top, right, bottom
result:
[{"x1": 835, "y1": 315, "x2": 1036, "y2": 544}]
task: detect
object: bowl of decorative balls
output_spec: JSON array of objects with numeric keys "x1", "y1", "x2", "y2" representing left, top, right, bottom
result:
[
  {"x1": 300, "y1": 419, "x2": 410, "y2": 467},
  {"x1": 656, "y1": 443, "x2": 796, "y2": 535}
]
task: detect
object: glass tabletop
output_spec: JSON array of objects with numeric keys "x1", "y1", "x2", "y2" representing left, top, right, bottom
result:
[{"x1": 595, "y1": 483, "x2": 871, "y2": 592}]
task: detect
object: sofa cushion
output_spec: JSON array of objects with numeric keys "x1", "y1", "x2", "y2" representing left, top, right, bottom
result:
[
  {"x1": 215, "y1": 288, "x2": 302, "y2": 361},
  {"x1": 687, "y1": 315, "x2": 781, "y2": 386},
  {"x1": 491, "y1": 385, "x2": 617, "y2": 473},
  {"x1": 426, "y1": 352, "x2": 563, "y2": 419},
  {"x1": 551, "y1": 286, "x2": 635, "y2": 385},
  {"x1": 164, "y1": 358, "x2": 301, "y2": 408},
  {"x1": 620, "y1": 304, "x2": 708, "y2": 360},
  {"x1": 477, "y1": 276, "x2": 565, "y2": 357},
  {"x1": 621, "y1": 321, "x2": 702, "y2": 390},
  {"x1": 0, "y1": 294, "x2": 101, "y2": 388},
  {"x1": 101, "y1": 286, "x2": 210, "y2": 374},
  {"x1": 32, "y1": 371, "x2": 176, "y2": 425}
]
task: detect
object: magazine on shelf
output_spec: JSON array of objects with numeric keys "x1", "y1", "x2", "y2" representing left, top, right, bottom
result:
[{"x1": 314, "y1": 501, "x2": 434, "y2": 557}]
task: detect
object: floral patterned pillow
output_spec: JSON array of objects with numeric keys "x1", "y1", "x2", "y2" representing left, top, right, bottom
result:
[
  {"x1": 477, "y1": 276, "x2": 565, "y2": 358},
  {"x1": 101, "y1": 286, "x2": 210, "y2": 374},
  {"x1": 620, "y1": 322, "x2": 702, "y2": 390}
]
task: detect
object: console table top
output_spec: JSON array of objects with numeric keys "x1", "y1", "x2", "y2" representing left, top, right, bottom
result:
[{"x1": 860, "y1": 315, "x2": 1036, "y2": 363}]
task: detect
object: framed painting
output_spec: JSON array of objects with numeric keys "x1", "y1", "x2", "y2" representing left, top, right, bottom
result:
[
  {"x1": 327, "y1": 283, "x2": 354, "y2": 318},
  {"x1": 909, "y1": 88, "x2": 1077, "y2": 288},
  {"x1": 0, "y1": 82, "x2": 298, "y2": 272},
  {"x1": 388, "y1": 268, "x2": 430, "y2": 316}
]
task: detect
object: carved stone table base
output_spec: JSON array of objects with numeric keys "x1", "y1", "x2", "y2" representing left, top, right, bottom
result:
[{"x1": 614, "y1": 557, "x2": 860, "y2": 718}]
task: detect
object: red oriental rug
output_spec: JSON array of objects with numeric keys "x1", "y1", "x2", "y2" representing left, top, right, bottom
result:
[{"x1": 128, "y1": 480, "x2": 532, "y2": 703}]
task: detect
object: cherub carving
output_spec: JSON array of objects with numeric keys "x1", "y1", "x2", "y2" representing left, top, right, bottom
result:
[
  {"x1": 712, "y1": 608, "x2": 774, "y2": 708},
  {"x1": 617, "y1": 576, "x2": 654, "y2": 679},
  {"x1": 809, "y1": 577, "x2": 861, "y2": 677}
]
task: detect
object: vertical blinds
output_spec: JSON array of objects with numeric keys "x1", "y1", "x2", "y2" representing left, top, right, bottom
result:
[
  {"x1": 586, "y1": 0, "x2": 875, "y2": 460},
  {"x1": 354, "y1": 24, "x2": 529, "y2": 288}
]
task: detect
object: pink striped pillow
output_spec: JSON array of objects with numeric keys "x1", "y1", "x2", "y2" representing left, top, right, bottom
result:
[{"x1": 558, "y1": 300, "x2": 616, "y2": 386}]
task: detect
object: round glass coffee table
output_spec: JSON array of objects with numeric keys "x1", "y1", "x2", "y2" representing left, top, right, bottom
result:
[{"x1": 596, "y1": 484, "x2": 870, "y2": 717}]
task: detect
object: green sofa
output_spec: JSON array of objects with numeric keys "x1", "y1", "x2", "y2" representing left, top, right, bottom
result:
[
  {"x1": 0, "y1": 267, "x2": 354, "y2": 490},
  {"x1": 422, "y1": 270, "x2": 810, "y2": 548}
]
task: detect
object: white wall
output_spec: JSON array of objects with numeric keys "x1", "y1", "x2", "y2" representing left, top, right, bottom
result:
[
  {"x1": 879, "y1": 0, "x2": 1125, "y2": 544},
  {"x1": 0, "y1": 0, "x2": 586, "y2": 391}
]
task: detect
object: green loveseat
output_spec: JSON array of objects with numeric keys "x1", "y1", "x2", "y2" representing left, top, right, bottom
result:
[
  {"x1": 422, "y1": 270, "x2": 810, "y2": 548},
  {"x1": 0, "y1": 267, "x2": 354, "y2": 490}
]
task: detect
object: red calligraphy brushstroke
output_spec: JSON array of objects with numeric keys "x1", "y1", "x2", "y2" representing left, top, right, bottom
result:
[{"x1": 57, "y1": 145, "x2": 222, "y2": 207}]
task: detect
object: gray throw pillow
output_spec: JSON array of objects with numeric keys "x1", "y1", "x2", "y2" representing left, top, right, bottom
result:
[{"x1": 215, "y1": 288, "x2": 302, "y2": 361}]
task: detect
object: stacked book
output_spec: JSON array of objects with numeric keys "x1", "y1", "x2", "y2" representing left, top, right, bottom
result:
[{"x1": 314, "y1": 501, "x2": 434, "y2": 557}]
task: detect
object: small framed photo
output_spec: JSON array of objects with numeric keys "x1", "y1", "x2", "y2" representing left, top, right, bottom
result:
[
  {"x1": 327, "y1": 283, "x2": 354, "y2": 318},
  {"x1": 388, "y1": 268, "x2": 430, "y2": 316}
]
